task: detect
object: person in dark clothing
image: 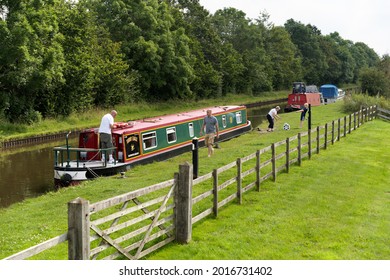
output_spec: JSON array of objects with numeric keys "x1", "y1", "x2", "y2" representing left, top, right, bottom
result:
[{"x1": 298, "y1": 103, "x2": 309, "y2": 128}]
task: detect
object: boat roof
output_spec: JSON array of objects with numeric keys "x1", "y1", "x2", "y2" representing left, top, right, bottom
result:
[
  {"x1": 320, "y1": 84, "x2": 338, "y2": 89},
  {"x1": 85, "y1": 105, "x2": 246, "y2": 135}
]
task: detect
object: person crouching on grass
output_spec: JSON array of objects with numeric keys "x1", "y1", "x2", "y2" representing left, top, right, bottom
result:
[
  {"x1": 266, "y1": 106, "x2": 281, "y2": 132},
  {"x1": 200, "y1": 109, "x2": 219, "y2": 157}
]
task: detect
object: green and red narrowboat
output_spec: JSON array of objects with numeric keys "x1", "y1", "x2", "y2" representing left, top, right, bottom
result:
[{"x1": 54, "y1": 105, "x2": 251, "y2": 186}]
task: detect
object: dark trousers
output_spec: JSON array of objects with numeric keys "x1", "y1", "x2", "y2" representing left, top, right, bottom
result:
[{"x1": 266, "y1": 114, "x2": 274, "y2": 129}]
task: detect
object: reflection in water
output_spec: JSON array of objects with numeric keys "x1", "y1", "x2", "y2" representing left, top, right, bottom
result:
[
  {"x1": 0, "y1": 138, "x2": 77, "y2": 208},
  {"x1": 0, "y1": 105, "x2": 283, "y2": 208}
]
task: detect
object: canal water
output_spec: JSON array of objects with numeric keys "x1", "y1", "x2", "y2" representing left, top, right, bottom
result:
[{"x1": 0, "y1": 106, "x2": 276, "y2": 208}]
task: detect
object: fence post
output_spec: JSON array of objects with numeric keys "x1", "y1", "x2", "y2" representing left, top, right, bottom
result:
[
  {"x1": 192, "y1": 138, "x2": 199, "y2": 179},
  {"x1": 286, "y1": 138, "x2": 290, "y2": 173},
  {"x1": 349, "y1": 114, "x2": 352, "y2": 134},
  {"x1": 331, "y1": 120, "x2": 335, "y2": 145},
  {"x1": 213, "y1": 169, "x2": 218, "y2": 217},
  {"x1": 324, "y1": 123, "x2": 328, "y2": 150},
  {"x1": 337, "y1": 118, "x2": 341, "y2": 141},
  {"x1": 368, "y1": 106, "x2": 371, "y2": 121},
  {"x1": 256, "y1": 150, "x2": 260, "y2": 192},
  {"x1": 298, "y1": 133, "x2": 302, "y2": 166},
  {"x1": 308, "y1": 128, "x2": 311, "y2": 159},
  {"x1": 364, "y1": 107, "x2": 368, "y2": 123},
  {"x1": 271, "y1": 143, "x2": 276, "y2": 181},
  {"x1": 175, "y1": 162, "x2": 193, "y2": 244},
  {"x1": 316, "y1": 126, "x2": 320, "y2": 154},
  {"x1": 343, "y1": 116, "x2": 347, "y2": 137},
  {"x1": 68, "y1": 198, "x2": 90, "y2": 260},
  {"x1": 354, "y1": 112, "x2": 357, "y2": 130},
  {"x1": 236, "y1": 158, "x2": 242, "y2": 205}
]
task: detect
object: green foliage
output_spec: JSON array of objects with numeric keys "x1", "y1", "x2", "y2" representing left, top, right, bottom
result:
[
  {"x1": 359, "y1": 67, "x2": 389, "y2": 97},
  {"x1": 0, "y1": 0, "x2": 385, "y2": 124},
  {"x1": 342, "y1": 93, "x2": 390, "y2": 113}
]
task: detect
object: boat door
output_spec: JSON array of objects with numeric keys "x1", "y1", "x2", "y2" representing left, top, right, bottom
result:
[{"x1": 123, "y1": 133, "x2": 141, "y2": 160}]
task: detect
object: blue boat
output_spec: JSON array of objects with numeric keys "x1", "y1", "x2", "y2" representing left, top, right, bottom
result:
[{"x1": 320, "y1": 84, "x2": 345, "y2": 104}]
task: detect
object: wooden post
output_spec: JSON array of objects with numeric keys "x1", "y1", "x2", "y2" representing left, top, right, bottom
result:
[
  {"x1": 331, "y1": 120, "x2": 335, "y2": 145},
  {"x1": 68, "y1": 198, "x2": 90, "y2": 260},
  {"x1": 175, "y1": 163, "x2": 193, "y2": 244},
  {"x1": 308, "y1": 128, "x2": 311, "y2": 159},
  {"x1": 298, "y1": 133, "x2": 302, "y2": 166},
  {"x1": 236, "y1": 158, "x2": 242, "y2": 205},
  {"x1": 354, "y1": 112, "x2": 357, "y2": 130},
  {"x1": 343, "y1": 116, "x2": 347, "y2": 137},
  {"x1": 316, "y1": 126, "x2": 320, "y2": 154},
  {"x1": 271, "y1": 143, "x2": 276, "y2": 181},
  {"x1": 324, "y1": 123, "x2": 328, "y2": 150},
  {"x1": 256, "y1": 150, "x2": 260, "y2": 192},
  {"x1": 213, "y1": 169, "x2": 218, "y2": 217},
  {"x1": 367, "y1": 106, "x2": 371, "y2": 121},
  {"x1": 337, "y1": 118, "x2": 341, "y2": 141},
  {"x1": 349, "y1": 114, "x2": 352, "y2": 134},
  {"x1": 364, "y1": 107, "x2": 368, "y2": 122},
  {"x1": 286, "y1": 138, "x2": 290, "y2": 173}
]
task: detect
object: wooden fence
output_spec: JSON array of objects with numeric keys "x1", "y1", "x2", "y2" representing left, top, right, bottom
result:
[
  {"x1": 4, "y1": 105, "x2": 381, "y2": 260},
  {"x1": 377, "y1": 107, "x2": 390, "y2": 121}
]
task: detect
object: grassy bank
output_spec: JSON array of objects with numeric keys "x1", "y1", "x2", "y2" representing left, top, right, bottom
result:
[
  {"x1": 0, "y1": 101, "x2": 389, "y2": 259},
  {"x1": 0, "y1": 91, "x2": 286, "y2": 141}
]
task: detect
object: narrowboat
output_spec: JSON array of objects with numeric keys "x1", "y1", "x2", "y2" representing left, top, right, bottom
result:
[
  {"x1": 53, "y1": 105, "x2": 252, "y2": 187},
  {"x1": 284, "y1": 82, "x2": 323, "y2": 112},
  {"x1": 320, "y1": 84, "x2": 345, "y2": 104}
]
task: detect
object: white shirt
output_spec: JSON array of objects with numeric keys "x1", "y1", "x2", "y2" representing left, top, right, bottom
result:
[
  {"x1": 98, "y1": 113, "x2": 114, "y2": 134},
  {"x1": 268, "y1": 108, "x2": 278, "y2": 119}
]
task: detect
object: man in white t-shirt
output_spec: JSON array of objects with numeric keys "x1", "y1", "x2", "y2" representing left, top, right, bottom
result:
[{"x1": 98, "y1": 110, "x2": 117, "y2": 163}]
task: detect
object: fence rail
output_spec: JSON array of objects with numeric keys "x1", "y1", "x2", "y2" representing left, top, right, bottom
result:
[{"x1": 4, "y1": 105, "x2": 383, "y2": 260}]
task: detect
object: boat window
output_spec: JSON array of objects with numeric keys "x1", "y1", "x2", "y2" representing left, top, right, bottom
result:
[
  {"x1": 142, "y1": 132, "x2": 157, "y2": 150},
  {"x1": 222, "y1": 115, "x2": 227, "y2": 128},
  {"x1": 166, "y1": 127, "x2": 177, "y2": 144},
  {"x1": 188, "y1": 123, "x2": 194, "y2": 138},
  {"x1": 236, "y1": 111, "x2": 242, "y2": 124}
]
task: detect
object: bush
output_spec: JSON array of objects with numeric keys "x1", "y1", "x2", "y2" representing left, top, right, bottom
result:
[{"x1": 342, "y1": 93, "x2": 390, "y2": 113}]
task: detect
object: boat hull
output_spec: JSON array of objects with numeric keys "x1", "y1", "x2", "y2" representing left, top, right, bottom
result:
[{"x1": 284, "y1": 93, "x2": 322, "y2": 112}]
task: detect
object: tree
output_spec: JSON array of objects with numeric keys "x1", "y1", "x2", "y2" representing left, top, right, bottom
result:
[
  {"x1": 170, "y1": 0, "x2": 222, "y2": 99},
  {"x1": 265, "y1": 26, "x2": 302, "y2": 90},
  {"x1": 359, "y1": 67, "x2": 388, "y2": 96},
  {"x1": 284, "y1": 19, "x2": 327, "y2": 85},
  {"x1": 0, "y1": 0, "x2": 65, "y2": 122},
  {"x1": 92, "y1": 0, "x2": 195, "y2": 101}
]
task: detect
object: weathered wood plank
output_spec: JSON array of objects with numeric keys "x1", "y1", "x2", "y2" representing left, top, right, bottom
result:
[
  {"x1": 90, "y1": 179, "x2": 174, "y2": 213},
  {"x1": 241, "y1": 152, "x2": 257, "y2": 162},
  {"x1": 92, "y1": 196, "x2": 166, "y2": 225},
  {"x1": 4, "y1": 233, "x2": 68, "y2": 260},
  {"x1": 218, "y1": 193, "x2": 237, "y2": 208},
  {"x1": 90, "y1": 204, "x2": 174, "y2": 241},
  {"x1": 193, "y1": 171, "x2": 213, "y2": 184},
  {"x1": 192, "y1": 208, "x2": 213, "y2": 224},
  {"x1": 217, "y1": 161, "x2": 236, "y2": 173},
  {"x1": 218, "y1": 177, "x2": 237, "y2": 190},
  {"x1": 243, "y1": 181, "x2": 256, "y2": 192},
  {"x1": 192, "y1": 190, "x2": 213, "y2": 204},
  {"x1": 241, "y1": 167, "x2": 256, "y2": 178}
]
